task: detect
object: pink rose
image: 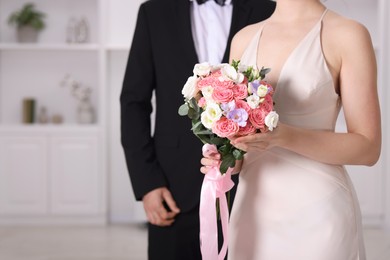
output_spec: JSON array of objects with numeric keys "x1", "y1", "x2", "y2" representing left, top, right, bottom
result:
[
  {"x1": 237, "y1": 122, "x2": 257, "y2": 136},
  {"x1": 259, "y1": 95, "x2": 273, "y2": 113},
  {"x1": 232, "y1": 83, "x2": 248, "y2": 100},
  {"x1": 215, "y1": 80, "x2": 235, "y2": 89},
  {"x1": 249, "y1": 108, "x2": 267, "y2": 130},
  {"x1": 235, "y1": 99, "x2": 251, "y2": 112},
  {"x1": 212, "y1": 117, "x2": 239, "y2": 138},
  {"x1": 212, "y1": 87, "x2": 234, "y2": 103},
  {"x1": 198, "y1": 77, "x2": 219, "y2": 90},
  {"x1": 210, "y1": 70, "x2": 222, "y2": 78},
  {"x1": 198, "y1": 97, "x2": 206, "y2": 108}
]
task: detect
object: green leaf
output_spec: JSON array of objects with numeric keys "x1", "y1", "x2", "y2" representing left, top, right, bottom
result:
[
  {"x1": 231, "y1": 60, "x2": 240, "y2": 70},
  {"x1": 209, "y1": 136, "x2": 225, "y2": 146},
  {"x1": 195, "y1": 134, "x2": 211, "y2": 144},
  {"x1": 220, "y1": 154, "x2": 236, "y2": 174},
  {"x1": 178, "y1": 103, "x2": 189, "y2": 116},
  {"x1": 233, "y1": 149, "x2": 245, "y2": 160},
  {"x1": 260, "y1": 67, "x2": 271, "y2": 79},
  {"x1": 189, "y1": 98, "x2": 200, "y2": 112},
  {"x1": 8, "y1": 3, "x2": 46, "y2": 30},
  {"x1": 188, "y1": 107, "x2": 199, "y2": 120},
  {"x1": 191, "y1": 120, "x2": 203, "y2": 131},
  {"x1": 194, "y1": 130, "x2": 213, "y2": 135}
]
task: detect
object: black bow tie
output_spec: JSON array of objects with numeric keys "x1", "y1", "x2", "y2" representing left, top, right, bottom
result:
[{"x1": 196, "y1": 0, "x2": 226, "y2": 6}]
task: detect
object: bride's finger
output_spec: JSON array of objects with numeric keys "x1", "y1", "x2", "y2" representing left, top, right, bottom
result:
[
  {"x1": 200, "y1": 166, "x2": 209, "y2": 174},
  {"x1": 232, "y1": 142, "x2": 248, "y2": 152},
  {"x1": 200, "y1": 157, "x2": 219, "y2": 167}
]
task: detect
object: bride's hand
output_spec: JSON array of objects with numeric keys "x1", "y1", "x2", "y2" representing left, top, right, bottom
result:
[
  {"x1": 200, "y1": 152, "x2": 221, "y2": 174},
  {"x1": 231, "y1": 123, "x2": 286, "y2": 153}
]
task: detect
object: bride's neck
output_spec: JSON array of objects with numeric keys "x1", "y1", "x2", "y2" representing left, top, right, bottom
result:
[{"x1": 271, "y1": 0, "x2": 326, "y2": 23}]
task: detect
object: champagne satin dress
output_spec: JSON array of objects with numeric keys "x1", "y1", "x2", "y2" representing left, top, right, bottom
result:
[{"x1": 228, "y1": 10, "x2": 366, "y2": 260}]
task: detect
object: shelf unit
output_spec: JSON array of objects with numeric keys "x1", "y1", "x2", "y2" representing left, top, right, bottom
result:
[{"x1": 0, "y1": 0, "x2": 107, "y2": 225}]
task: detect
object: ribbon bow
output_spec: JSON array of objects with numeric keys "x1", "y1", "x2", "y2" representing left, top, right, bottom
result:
[{"x1": 199, "y1": 144, "x2": 235, "y2": 260}]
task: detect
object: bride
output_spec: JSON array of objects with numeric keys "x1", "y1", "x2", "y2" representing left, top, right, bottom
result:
[{"x1": 201, "y1": 0, "x2": 381, "y2": 259}]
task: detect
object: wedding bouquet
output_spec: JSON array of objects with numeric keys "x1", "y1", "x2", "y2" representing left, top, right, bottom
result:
[
  {"x1": 178, "y1": 60, "x2": 279, "y2": 173},
  {"x1": 178, "y1": 60, "x2": 279, "y2": 260}
]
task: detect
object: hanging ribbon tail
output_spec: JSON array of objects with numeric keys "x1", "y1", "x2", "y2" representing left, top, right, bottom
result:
[{"x1": 200, "y1": 144, "x2": 235, "y2": 260}]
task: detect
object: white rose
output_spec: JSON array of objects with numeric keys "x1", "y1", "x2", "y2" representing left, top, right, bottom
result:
[
  {"x1": 265, "y1": 111, "x2": 279, "y2": 131},
  {"x1": 247, "y1": 94, "x2": 260, "y2": 109},
  {"x1": 211, "y1": 63, "x2": 229, "y2": 72},
  {"x1": 221, "y1": 64, "x2": 244, "y2": 83},
  {"x1": 205, "y1": 102, "x2": 222, "y2": 122},
  {"x1": 193, "y1": 62, "x2": 211, "y2": 77},
  {"x1": 201, "y1": 86, "x2": 214, "y2": 100},
  {"x1": 181, "y1": 75, "x2": 199, "y2": 100},
  {"x1": 257, "y1": 84, "x2": 269, "y2": 98},
  {"x1": 201, "y1": 112, "x2": 214, "y2": 129},
  {"x1": 201, "y1": 102, "x2": 222, "y2": 129}
]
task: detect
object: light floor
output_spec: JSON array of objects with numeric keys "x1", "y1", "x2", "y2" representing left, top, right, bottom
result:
[{"x1": 0, "y1": 224, "x2": 389, "y2": 260}]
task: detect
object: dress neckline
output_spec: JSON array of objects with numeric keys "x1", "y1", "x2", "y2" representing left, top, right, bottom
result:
[{"x1": 255, "y1": 9, "x2": 328, "y2": 93}]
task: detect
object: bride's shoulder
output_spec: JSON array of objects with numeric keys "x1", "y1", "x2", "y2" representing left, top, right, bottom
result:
[
  {"x1": 323, "y1": 11, "x2": 372, "y2": 47},
  {"x1": 230, "y1": 21, "x2": 265, "y2": 60}
]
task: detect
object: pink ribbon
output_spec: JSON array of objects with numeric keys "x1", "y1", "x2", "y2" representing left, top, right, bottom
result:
[{"x1": 200, "y1": 144, "x2": 235, "y2": 260}]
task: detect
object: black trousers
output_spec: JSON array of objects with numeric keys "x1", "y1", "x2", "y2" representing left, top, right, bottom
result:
[{"x1": 148, "y1": 206, "x2": 202, "y2": 260}]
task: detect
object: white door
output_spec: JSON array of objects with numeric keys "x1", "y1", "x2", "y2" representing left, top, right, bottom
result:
[
  {"x1": 0, "y1": 135, "x2": 48, "y2": 215},
  {"x1": 49, "y1": 134, "x2": 101, "y2": 215}
]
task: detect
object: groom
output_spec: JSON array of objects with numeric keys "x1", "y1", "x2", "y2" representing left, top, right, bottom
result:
[{"x1": 120, "y1": 0, "x2": 275, "y2": 259}]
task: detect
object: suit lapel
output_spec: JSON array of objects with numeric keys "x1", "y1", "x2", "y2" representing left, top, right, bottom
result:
[
  {"x1": 174, "y1": 0, "x2": 199, "y2": 65},
  {"x1": 222, "y1": 0, "x2": 253, "y2": 62}
]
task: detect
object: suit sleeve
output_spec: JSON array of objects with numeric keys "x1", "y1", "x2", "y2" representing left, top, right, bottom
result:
[{"x1": 120, "y1": 3, "x2": 167, "y2": 201}]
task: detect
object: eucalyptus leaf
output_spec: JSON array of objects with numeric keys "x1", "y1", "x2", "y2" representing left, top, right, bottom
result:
[
  {"x1": 191, "y1": 120, "x2": 203, "y2": 131},
  {"x1": 194, "y1": 130, "x2": 213, "y2": 135},
  {"x1": 188, "y1": 108, "x2": 199, "y2": 120},
  {"x1": 260, "y1": 67, "x2": 271, "y2": 79},
  {"x1": 178, "y1": 103, "x2": 189, "y2": 116},
  {"x1": 189, "y1": 98, "x2": 200, "y2": 112}
]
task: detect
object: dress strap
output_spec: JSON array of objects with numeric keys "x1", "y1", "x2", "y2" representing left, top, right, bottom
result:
[{"x1": 320, "y1": 9, "x2": 328, "y2": 21}]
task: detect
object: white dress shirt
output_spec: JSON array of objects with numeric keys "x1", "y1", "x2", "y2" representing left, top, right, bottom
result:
[{"x1": 190, "y1": 0, "x2": 233, "y2": 64}]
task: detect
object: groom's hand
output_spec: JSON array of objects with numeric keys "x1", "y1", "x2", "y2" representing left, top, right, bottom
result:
[{"x1": 142, "y1": 187, "x2": 180, "y2": 226}]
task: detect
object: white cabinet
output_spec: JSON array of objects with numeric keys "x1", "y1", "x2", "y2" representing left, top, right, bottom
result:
[
  {"x1": 50, "y1": 134, "x2": 101, "y2": 215},
  {"x1": 0, "y1": 127, "x2": 105, "y2": 224},
  {"x1": 0, "y1": 135, "x2": 48, "y2": 215}
]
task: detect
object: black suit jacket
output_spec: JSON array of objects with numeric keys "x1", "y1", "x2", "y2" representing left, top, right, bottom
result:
[{"x1": 121, "y1": 0, "x2": 275, "y2": 212}]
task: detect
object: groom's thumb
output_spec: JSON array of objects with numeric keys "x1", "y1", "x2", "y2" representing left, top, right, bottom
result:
[{"x1": 162, "y1": 189, "x2": 180, "y2": 213}]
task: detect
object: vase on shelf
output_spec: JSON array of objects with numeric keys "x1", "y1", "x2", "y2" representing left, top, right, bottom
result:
[
  {"x1": 22, "y1": 98, "x2": 36, "y2": 123},
  {"x1": 37, "y1": 106, "x2": 49, "y2": 124},
  {"x1": 77, "y1": 97, "x2": 95, "y2": 124},
  {"x1": 17, "y1": 26, "x2": 39, "y2": 43}
]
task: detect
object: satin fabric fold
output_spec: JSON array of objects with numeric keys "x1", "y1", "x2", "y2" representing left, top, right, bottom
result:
[{"x1": 200, "y1": 144, "x2": 235, "y2": 260}]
